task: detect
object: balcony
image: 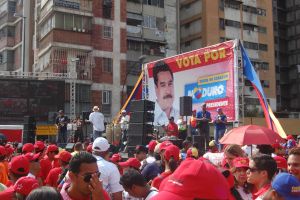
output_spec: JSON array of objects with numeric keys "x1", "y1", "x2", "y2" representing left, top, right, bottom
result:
[
  {"x1": 127, "y1": 1, "x2": 142, "y2": 14},
  {"x1": 127, "y1": 25, "x2": 142, "y2": 38},
  {"x1": 143, "y1": 28, "x2": 165, "y2": 42},
  {"x1": 40, "y1": 0, "x2": 93, "y2": 19},
  {"x1": 0, "y1": 36, "x2": 15, "y2": 49}
]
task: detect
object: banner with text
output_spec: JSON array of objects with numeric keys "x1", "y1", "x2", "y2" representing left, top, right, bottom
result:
[{"x1": 145, "y1": 40, "x2": 237, "y2": 125}]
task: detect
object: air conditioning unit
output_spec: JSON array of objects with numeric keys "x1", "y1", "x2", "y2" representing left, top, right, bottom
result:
[
  {"x1": 82, "y1": 29, "x2": 86, "y2": 33},
  {"x1": 78, "y1": 29, "x2": 81, "y2": 32},
  {"x1": 73, "y1": 27, "x2": 77, "y2": 31}
]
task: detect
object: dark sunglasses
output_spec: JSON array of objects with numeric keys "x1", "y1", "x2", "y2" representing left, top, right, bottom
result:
[
  {"x1": 248, "y1": 167, "x2": 259, "y2": 172},
  {"x1": 81, "y1": 172, "x2": 101, "y2": 183}
]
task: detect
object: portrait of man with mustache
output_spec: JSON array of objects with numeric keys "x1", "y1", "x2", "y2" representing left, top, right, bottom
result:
[{"x1": 152, "y1": 60, "x2": 179, "y2": 126}]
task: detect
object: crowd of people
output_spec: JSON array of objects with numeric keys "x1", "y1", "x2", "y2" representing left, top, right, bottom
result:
[{"x1": 0, "y1": 128, "x2": 300, "y2": 200}]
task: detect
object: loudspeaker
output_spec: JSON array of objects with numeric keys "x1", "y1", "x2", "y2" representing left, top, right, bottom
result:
[
  {"x1": 65, "y1": 143, "x2": 75, "y2": 152},
  {"x1": 180, "y1": 96, "x2": 192, "y2": 116},
  {"x1": 192, "y1": 135, "x2": 206, "y2": 155},
  {"x1": 129, "y1": 100, "x2": 155, "y2": 112},
  {"x1": 82, "y1": 111, "x2": 90, "y2": 120},
  {"x1": 23, "y1": 116, "x2": 36, "y2": 144},
  {"x1": 130, "y1": 112, "x2": 154, "y2": 123},
  {"x1": 127, "y1": 123, "x2": 154, "y2": 146},
  {"x1": 127, "y1": 123, "x2": 154, "y2": 136}
]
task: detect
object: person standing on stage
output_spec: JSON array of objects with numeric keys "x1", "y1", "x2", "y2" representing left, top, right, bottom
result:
[
  {"x1": 55, "y1": 110, "x2": 69, "y2": 144},
  {"x1": 152, "y1": 60, "x2": 179, "y2": 126},
  {"x1": 88, "y1": 106, "x2": 105, "y2": 141},
  {"x1": 213, "y1": 108, "x2": 227, "y2": 151},
  {"x1": 164, "y1": 117, "x2": 179, "y2": 137},
  {"x1": 119, "y1": 110, "x2": 130, "y2": 150},
  {"x1": 189, "y1": 110, "x2": 198, "y2": 136},
  {"x1": 196, "y1": 103, "x2": 211, "y2": 150}
]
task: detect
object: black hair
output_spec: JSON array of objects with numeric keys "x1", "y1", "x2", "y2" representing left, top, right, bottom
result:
[
  {"x1": 74, "y1": 142, "x2": 83, "y2": 151},
  {"x1": 26, "y1": 186, "x2": 63, "y2": 200},
  {"x1": 135, "y1": 145, "x2": 148, "y2": 154},
  {"x1": 69, "y1": 152, "x2": 97, "y2": 174},
  {"x1": 168, "y1": 157, "x2": 178, "y2": 173},
  {"x1": 152, "y1": 60, "x2": 173, "y2": 87},
  {"x1": 252, "y1": 154, "x2": 277, "y2": 181},
  {"x1": 120, "y1": 168, "x2": 147, "y2": 189},
  {"x1": 257, "y1": 145, "x2": 274, "y2": 155}
]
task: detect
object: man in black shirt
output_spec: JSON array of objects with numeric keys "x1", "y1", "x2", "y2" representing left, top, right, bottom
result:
[{"x1": 55, "y1": 110, "x2": 69, "y2": 145}]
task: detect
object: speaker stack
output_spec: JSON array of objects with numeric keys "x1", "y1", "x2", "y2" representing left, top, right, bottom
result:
[
  {"x1": 180, "y1": 96, "x2": 192, "y2": 116},
  {"x1": 127, "y1": 100, "x2": 155, "y2": 147},
  {"x1": 23, "y1": 116, "x2": 36, "y2": 144}
]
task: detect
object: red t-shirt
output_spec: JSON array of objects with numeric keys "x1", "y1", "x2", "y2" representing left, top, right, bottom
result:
[
  {"x1": 253, "y1": 184, "x2": 271, "y2": 200},
  {"x1": 151, "y1": 171, "x2": 172, "y2": 190},
  {"x1": 40, "y1": 156, "x2": 52, "y2": 181},
  {"x1": 166, "y1": 122, "x2": 178, "y2": 137},
  {"x1": 45, "y1": 167, "x2": 62, "y2": 188},
  {"x1": 52, "y1": 158, "x2": 60, "y2": 169},
  {"x1": 190, "y1": 116, "x2": 197, "y2": 128}
]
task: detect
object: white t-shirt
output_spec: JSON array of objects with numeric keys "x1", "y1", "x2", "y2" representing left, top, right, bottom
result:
[
  {"x1": 203, "y1": 152, "x2": 224, "y2": 166},
  {"x1": 120, "y1": 115, "x2": 130, "y2": 130},
  {"x1": 89, "y1": 111, "x2": 105, "y2": 131},
  {"x1": 122, "y1": 187, "x2": 158, "y2": 200},
  {"x1": 236, "y1": 186, "x2": 252, "y2": 200},
  {"x1": 145, "y1": 188, "x2": 158, "y2": 200},
  {"x1": 94, "y1": 155, "x2": 123, "y2": 194}
]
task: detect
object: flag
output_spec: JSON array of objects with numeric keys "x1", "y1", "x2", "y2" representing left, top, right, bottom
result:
[
  {"x1": 240, "y1": 43, "x2": 287, "y2": 138},
  {"x1": 113, "y1": 71, "x2": 143, "y2": 123}
]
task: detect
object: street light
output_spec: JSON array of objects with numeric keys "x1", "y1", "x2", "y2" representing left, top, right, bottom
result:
[{"x1": 14, "y1": 13, "x2": 26, "y2": 72}]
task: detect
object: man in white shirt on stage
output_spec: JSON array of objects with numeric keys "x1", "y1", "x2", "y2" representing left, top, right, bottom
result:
[
  {"x1": 152, "y1": 60, "x2": 179, "y2": 126},
  {"x1": 88, "y1": 106, "x2": 105, "y2": 141}
]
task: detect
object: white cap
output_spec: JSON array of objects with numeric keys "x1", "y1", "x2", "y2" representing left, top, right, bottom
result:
[
  {"x1": 121, "y1": 110, "x2": 126, "y2": 113},
  {"x1": 92, "y1": 137, "x2": 110, "y2": 152}
]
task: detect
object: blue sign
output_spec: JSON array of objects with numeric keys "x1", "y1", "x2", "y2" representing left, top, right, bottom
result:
[{"x1": 184, "y1": 81, "x2": 227, "y2": 103}]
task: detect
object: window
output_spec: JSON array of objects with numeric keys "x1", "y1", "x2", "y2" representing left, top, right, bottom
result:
[
  {"x1": 0, "y1": 54, "x2": 2, "y2": 64},
  {"x1": 225, "y1": 19, "x2": 240, "y2": 28},
  {"x1": 143, "y1": 0, "x2": 164, "y2": 8},
  {"x1": 259, "y1": 44, "x2": 268, "y2": 51},
  {"x1": 102, "y1": 90, "x2": 111, "y2": 104},
  {"x1": 8, "y1": 1, "x2": 16, "y2": 13},
  {"x1": 103, "y1": 26, "x2": 112, "y2": 38},
  {"x1": 103, "y1": 0, "x2": 112, "y2": 19},
  {"x1": 185, "y1": 41, "x2": 191, "y2": 47},
  {"x1": 243, "y1": 41, "x2": 258, "y2": 50},
  {"x1": 103, "y1": 58, "x2": 113, "y2": 73},
  {"x1": 74, "y1": 15, "x2": 82, "y2": 31},
  {"x1": 261, "y1": 80, "x2": 270, "y2": 88},
  {"x1": 143, "y1": 15, "x2": 156, "y2": 28},
  {"x1": 65, "y1": 14, "x2": 73, "y2": 30},
  {"x1": 219, "y1": 19, "x2": 225, "y2": 29},
  {"x1": 127, "y1": 40, "x2": 141, "y2": 51}
]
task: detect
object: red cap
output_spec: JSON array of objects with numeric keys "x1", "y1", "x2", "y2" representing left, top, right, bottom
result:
[
  {"x1": 119, "y1": 158, "x2": 141, "y2": 169},
  {"x1": 14, "y1": 177, "x2": 39, "y2": 196},
  {"x1": 274, "y1": 156, "x2": 287, "y2": 170},
  {"x1": 110, "y1": 154, "x2": 122, "y2": 163},
  {"x1": 25, "y1": 152, "x2": 40, "y2": 162},
  {"x1": 232, "y1": 157, "x2": 249, "y2": 168},
  {"x1": 46, "y1": 144, "x2": 58, "y2": 154},
  {"x1": 22, "y1": 143, "x2": 34, "y2": 154},
  {"x1": 164, "y1": 145, "x2": 180, "y2": 162},
  {"x1": 34, "y1": 141, "x2": 45, "y2": 152},
  {"x1": 5, "y1": 144, "x2": 15, "y2": 155},
  {"x1": 0, "y1": 145, "x2": 6, "y2": 156},
  {"x1": 147, "y1": 140, "x2": 158, "y2": 152},
  {"x1": 151, "y1": 159, "x2": 230, "y2": 200},
  {"x1": 287, "y1": 135, "x2": 294, "y2": 140},
  {"x1": 9, "y1": 155, "x2": 30, "y2": 175},
  {"x1": 87, "y1": 144, "x2": 92, "y2": 153},
  {"x1": 159, "y1": 141, "x2": 173, "y2": 152},
  {"x1": 55, "y1": 150, "x2": 72, "y2": 163}
]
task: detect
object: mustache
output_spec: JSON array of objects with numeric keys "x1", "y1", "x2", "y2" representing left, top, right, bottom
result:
[{"x1": 163, "y1": 94, "x2": 173, "y2": 99}]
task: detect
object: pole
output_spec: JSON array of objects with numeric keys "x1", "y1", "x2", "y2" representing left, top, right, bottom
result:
[{"x1": 22, "y1": 17, "x2": 25, "y2": 72}]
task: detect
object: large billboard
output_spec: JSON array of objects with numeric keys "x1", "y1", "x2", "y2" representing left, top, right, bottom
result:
[
  {"x1": 146, "y1": 40, "x2": 238, "y2": 126},
  {"x1": 0, "y1": 79, "x2": 65, "y2": 124}
]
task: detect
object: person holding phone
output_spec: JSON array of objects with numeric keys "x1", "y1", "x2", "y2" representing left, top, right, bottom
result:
[{"x1": 60, "y1": 152, "x2": 110, "y2": 200}]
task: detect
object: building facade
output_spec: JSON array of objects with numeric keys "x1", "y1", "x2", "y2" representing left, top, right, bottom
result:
[
  {"x1": 180, "y1": 0, "x2": 276, "y2": 116},
  {"x1": 0, "y1": 0, "x2": 34, "y2": 72},
  {"x1": 34, "y1": 0, "x2": 127, "y2": 121},
  {"x1": 274, "y1": 0, "x2": 300, "y2": 113},
  {"x1": 125, "y1": 0, "x2": 179, "y2": 99}
]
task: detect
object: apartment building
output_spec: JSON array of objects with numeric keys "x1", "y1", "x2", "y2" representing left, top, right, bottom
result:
[
  {"x1": 0, "y1": 0, "x2": 34, "y2": 72},
  {"x1": 274, "y1": 0, "x2": 300, "y2": 113},
  {"x1": 34, "y1": 0, "x2": 127, "y2": 120},
  {"x1": 126, "y1": 0, "x2": 179, "y2": 97},
  {"x1": 180, "y1": 0, "x2": 276, "y2": 115}
]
